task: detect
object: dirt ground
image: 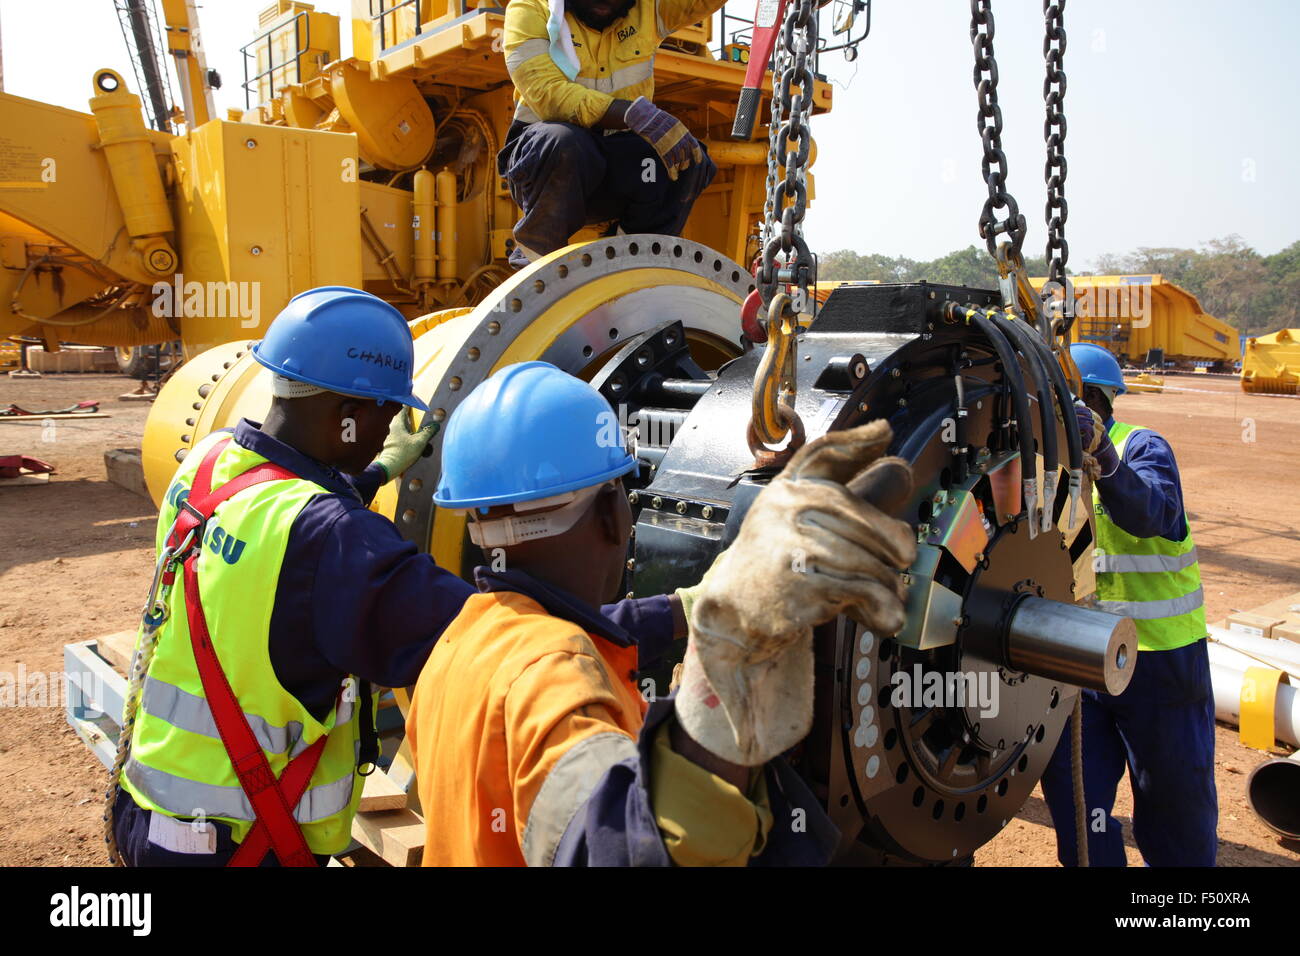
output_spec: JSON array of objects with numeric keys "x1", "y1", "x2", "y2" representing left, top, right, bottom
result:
[{"x1": 1, "y1": 369, "x2": 1297, "y2": 867}]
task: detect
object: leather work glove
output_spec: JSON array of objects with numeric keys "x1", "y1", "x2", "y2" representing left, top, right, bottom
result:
[
  {"x1": 1074, "y1": 403, "x2": 1119, "y2": 478},
  {"x1": 675, "y1": 420, "x2": 917, "y2": 766},
  {"x1": 624, "y1": 96, "x2": 703, "y2": 182},
  {"x1": 375, "y1": 410, "x2": 438, "y2": 481}
]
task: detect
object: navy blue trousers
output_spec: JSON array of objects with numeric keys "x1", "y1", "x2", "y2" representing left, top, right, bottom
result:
[
  {"x1": 497, "y1": 121, "x2": 716, "y2": 257},
  {"x1": 1040, "y1": 639, "x2": 1218, "y2": 866}
]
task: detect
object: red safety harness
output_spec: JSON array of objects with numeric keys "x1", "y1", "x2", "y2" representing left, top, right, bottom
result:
[{"x1": 163, "y1": 437, "x2": 331, "y2": 867}]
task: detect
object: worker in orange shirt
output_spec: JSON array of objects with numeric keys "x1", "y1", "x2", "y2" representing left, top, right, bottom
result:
[{"x1": 406, "y1": 361, "x2": 916, "y2": 865}]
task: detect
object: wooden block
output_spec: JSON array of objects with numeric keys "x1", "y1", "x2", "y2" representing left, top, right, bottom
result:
[
  {"x1": 358, "y1": 769, "x2": 408, "y2": 812},
  {"x1": 95, "y1": 630, "x2": 139, "y2": 676},
  {"x1": 104, "y1": 448, "x2": 152, "y2": 501},
  {"x1": 0, "y1": 472, "x2": 50, "y2": 485},
  {"x1": 350, "y1": 808, "x2": 425, "y2": 867}
]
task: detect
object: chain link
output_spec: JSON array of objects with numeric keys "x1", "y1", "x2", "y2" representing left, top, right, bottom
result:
[
  {"x1": 758, "y1": 0, "x2": 818, "y2": 312},
  {"x1": 1042, "y1": 0, "x2": 1068, "y2": 285},
  {"x1": 969, "y1": 0, "x2": 1025, "y2": 259}
]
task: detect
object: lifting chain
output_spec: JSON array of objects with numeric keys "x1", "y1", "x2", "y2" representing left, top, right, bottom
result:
[
  {"x1": 1042, "y1": 0, "x2": 1072, "y2": 334},
  {"x1": 970, "y1": 0, "x2": 1075, "y2": 342},
  {"x1": 750, "y1": 0, "x2": 818, "y2": 457},
  {"x1": 970, "y1": 0, "x2": 1025, "y2": 261}
]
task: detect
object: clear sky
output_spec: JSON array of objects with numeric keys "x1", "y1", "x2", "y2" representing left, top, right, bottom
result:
[{"x1": 2, "y1": 0, "x2": 1296, "y2": 268}]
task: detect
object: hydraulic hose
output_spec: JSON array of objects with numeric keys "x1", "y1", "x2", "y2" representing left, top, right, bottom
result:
[
  {"x1": 1002, "y1": 312, "x2": 1085, "y2": 530},
  {"x1": 989, "y1": 310, "x2": 1059, "y2": 535},
  {"x1": 948, "y1": 304, "x2": 1038, "y2": 527}
]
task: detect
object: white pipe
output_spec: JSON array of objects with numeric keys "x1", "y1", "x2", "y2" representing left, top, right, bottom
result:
[
  {"x1": 1207, "y1": 639, "x2": 1300, "y2": 682},
  {"x1": 1208, "y1": 657, "x2": 1300, "y2": 748},
  {"x1": 1208, "y1": 625, "x2": 1300, "y2": 673},
  {"x1": 1247, "y1": 751, "x2": 1300, "y2": 839}
]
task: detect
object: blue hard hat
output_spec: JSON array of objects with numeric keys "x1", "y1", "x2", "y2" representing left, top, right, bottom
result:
[
  {"x1": 1069, "y1": 342, "x2": 1127, "y2": 396},
  {"x1": 253, "y1": 286, "x2": 428, "y2": 410},
  {"x1": 434, "y1": 361, "x2": 637, "y2": 510}
]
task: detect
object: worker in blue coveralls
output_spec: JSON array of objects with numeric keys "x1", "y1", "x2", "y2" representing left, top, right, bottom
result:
[
  {"x1": 109, "y1": 287, "x2": 687, "y2": 867},
  {"x1": 1040, "y1": 343, "x2": 1217, "y2": 866}
]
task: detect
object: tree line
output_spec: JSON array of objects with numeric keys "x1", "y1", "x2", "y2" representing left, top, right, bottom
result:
[{"x1": 818, "y1": 236, "x2": 1298, "y2": 339}]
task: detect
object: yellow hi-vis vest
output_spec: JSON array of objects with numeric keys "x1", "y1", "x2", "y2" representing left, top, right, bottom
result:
[
  {"x1": 120, "y1": 431, "x2": 368, "y2": 854},
  {"x1": 1092, "y1": 421, "x2": 1206, "y2": 652}
]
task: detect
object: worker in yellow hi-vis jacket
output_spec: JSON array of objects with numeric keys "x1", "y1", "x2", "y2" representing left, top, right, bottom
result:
[{"x1": 498, "y1": 0, "x2": 724, "y2": 265}]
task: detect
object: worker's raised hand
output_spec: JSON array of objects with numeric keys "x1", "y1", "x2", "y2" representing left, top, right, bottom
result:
[
  {"x1": 1074, "y1": 403, "x2": 1118, "y2": 477},
  {"x1": 675, "y1": 420, "x2": 917, "y2": 766},
  {"x1": 374, "y1": 409, "x2": 438, "y2": 481},
  {"x1": 624, "y1": 96, "x2": 704, "y2": 181}
]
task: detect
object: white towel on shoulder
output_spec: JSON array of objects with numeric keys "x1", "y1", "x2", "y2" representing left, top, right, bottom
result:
[{"x1": 547, "y1": 0, "x2": 582, "y2": 80}]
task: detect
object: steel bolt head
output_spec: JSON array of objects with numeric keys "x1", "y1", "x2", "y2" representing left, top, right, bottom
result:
[{"x1": 675, "y1": 501, "x2": 688, "y2": 514}]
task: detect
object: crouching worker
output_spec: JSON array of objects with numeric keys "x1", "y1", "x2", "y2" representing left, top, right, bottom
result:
[
  {"x1": 106, "y1": 287, "x2": 460, "y2": 866},
  {"x1": 498, "y1": 0, "x2": 723, "y2": 264},
  {"x1": 408, "y1": 362, "x2": 917, "y2": 866}
]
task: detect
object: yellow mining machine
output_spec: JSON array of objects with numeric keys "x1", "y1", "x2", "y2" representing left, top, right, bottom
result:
[
  {"x1": 46, "y1": 1, "x2": 1148, "y2": 865},
  {"x1": 1241, "y1": 327, "x2": 1300, "y2": 395},
  {"x1": 0, "y1": 0, "x2": 809, "y2": 361}
]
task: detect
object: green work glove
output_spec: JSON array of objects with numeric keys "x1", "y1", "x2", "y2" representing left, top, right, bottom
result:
[{"x1": 375, "y1": 411, "x2": 438, "y2": 481}]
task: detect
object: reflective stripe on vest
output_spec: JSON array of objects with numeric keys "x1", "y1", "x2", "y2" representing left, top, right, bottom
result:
[
  {"x1": 1091, "y1": 421, "x2": 1206, "y2": 652},
  {"x1": 140, "y1": 673, "x2": 355, "y2": 759},
  {"x1": 521, "y1": 731, "x2": 638, "y2": 867},
  {"x1": 1093, "y1": 546, "x2": 1200, "y2": 574},
  {"x1": 1097, "y1": 586, "x2": 1206, "y2": 620},
  {"x1": 123, "y1": 745, "x2": 358, "y2": 824}
]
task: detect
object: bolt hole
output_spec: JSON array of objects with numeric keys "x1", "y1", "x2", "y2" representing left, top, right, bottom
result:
[
  {"x1": 911, "y1": 786, "x2": 925, "y2": 808},
  {"x1": 487, "y1": 321, "x2": 501, "y2": 335},
  {"x1": 1050, "y1": 688, "x2": 1060, "y2": 709},
  {"x1": 954, "y1": 802, "x2": 966, "y2": 822},
  {"x1": 558, "y1": 265, "x2": 569, "y2": 278},
  {"x1": 917, "y1": 500, "x2": 932, "y2": 522},
  {"x1": 895, "y1": 762, "x2": 909, "y2": 783},
  {"x1": 652, "y1": 241, "x2": 662, "y2": 254},
  {"x1": 883, "y1": 728, "x2": 897, "y2": 751},
  {"x1": 466, "y1": 347, "x2": 480, "y2": 361},
  {"x1": 932, "y1": 800, "x2": 944, "y2": 821},
  {"x1": 629, "y1": 242, "x2": 639, "y2": 255},
  {"x1": 672, "y1": 245, "x2": 683, "y2": 257},
  {"x1": 608, "y1": 327, "x2": 618, "y2": 340},
  {"x1": 879, "y1": 638, "x2": 894, "y2": 661},
  {"x1": 693, "y1": 250, "x2": 703, "y2": 263},
  {"x1": 533, "y1": 279, "x2": 546, "y2": 294},
  {"x1": 605, "y1": 246, "x2": 616, "y2": 260},
  {"x1": 1035, "y1": 725, "x2": 1045, "y2": 743},
  {"x1": 996, "y1": 778, "x2": 1009, "y2": 797},
  {"x1": 839, "y1": 794, "x2": 849, "y2": 808},
  {"x1": 581, "y1": 254, "x2": 592, "y2": 267},
  {"x1": 731, "y1": 270, "x2": 740, "y2": 282},
  {"x1": 582, "y1": 345, "x2": 593, "y2": 358},
  {"x1": 977, "y1": 795, "x2": 988, "y2": 813},
  {"x1": 1017, "y1": 755, "x2": 1029, "y2": 773},
  {"x1": 712, "y1": 259, "x2": 722, "y2": 272}
]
